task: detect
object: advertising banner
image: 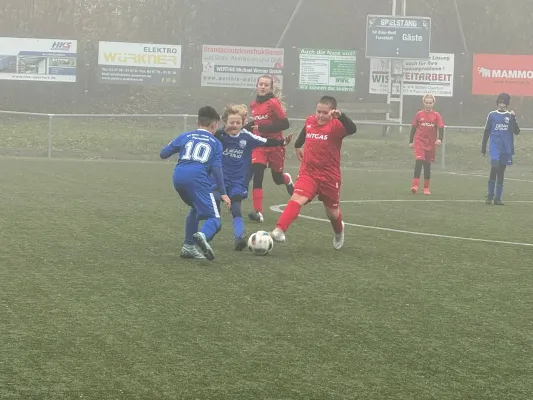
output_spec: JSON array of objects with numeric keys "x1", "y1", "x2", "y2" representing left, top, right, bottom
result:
[
  {"x1": 298, "y1": 48, "x2": 356, "y2": 92},
  {"x1": 98, "y1": 41, "x2": 182, "y2": 85},
  {"x1": 0, "y1": 37, "x2": 77, "y2": 82},
  {"x1": 201, "y1": 45, "x2": 284, "y2": 89},
  {"x1": 472, "y1": 54, "x2": 533, "y2": 96},
  {"x1": 369, "y1": 53, "x2": 454, "y2": 97}
]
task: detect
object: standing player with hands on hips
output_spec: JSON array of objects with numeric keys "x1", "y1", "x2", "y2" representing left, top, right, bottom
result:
[
  {"x1": 409, "y1": 94, "x2": 445, "y2": 195},
  {"x1": 481, "y1": 93, "x2": 520, "y2": 205},
  {"x1": 271, "y1": 96, "x2": 357, "y2": 250},
  {"x1": 245, "y1": 75, "x2": 294, "y2": 224},
  {"x1": 160, "y1": 106, "x2": 231, "y2": 261}
]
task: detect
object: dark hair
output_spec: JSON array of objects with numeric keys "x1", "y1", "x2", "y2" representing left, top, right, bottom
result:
[
  {"x1": 496, "y1": 93, "x2": 510, "y2": 105},
  {"x1": 318, "y1": 95, "x2": 337, "y2": 109},
  {"x1": 197, "y1": 106, "x2": 220, "y2": 127}
]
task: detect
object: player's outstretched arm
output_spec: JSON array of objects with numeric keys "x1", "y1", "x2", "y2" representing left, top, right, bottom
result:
[
  {"x1": 256, "y1": 118, "x2": 290, "y2": 134},
  {"x1": 294, "y1": 126, "x2": 306, "y2": 162},
  {"x1": 294, "y1": 126, "x2": 306, "y2": 149},
  {"x1": 211, "y1": 141, "x2": 228, "y2": 197},
  {"x1": 337, "y1": 112, "x2": 357, "y2": 135},
  {"x1": 160, "y1": 137, "x2": 180, "y2": 159}
]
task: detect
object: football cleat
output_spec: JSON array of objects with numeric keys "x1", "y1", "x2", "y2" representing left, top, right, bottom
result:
[
  {"x1": 333, "y1": 222, "x2": 345, "y2": 250},
  {"x1": 494, "y1": 199, "x2": 504, "y2": 205},
  {"x1": 284, "y1": 173, "x2": 294, "y2": 196},
  {"x1": 411, "y1": 185, "x2": 418, "y2": 194},
  {"x1": 485, "y1": 195, "x2": 494, "y2": 204},
  {"x1": 193, "y1": 232, "x2": 215, "y2": 261},
  {"x1": 271, "y1": 227, "x2": 286, "y2": 242},
  {"x1": 234, "y1": 237, "x2": 247, "y2": 251},
  {"x1": 248, "y1": 211, "x2": 264, "y2": 223},
  {"x1": 423, "y1": 188, "x2": 431, "y2": 195},
  {"x1": 180, "y1": 244, "x2": 206, "y2": 259}
]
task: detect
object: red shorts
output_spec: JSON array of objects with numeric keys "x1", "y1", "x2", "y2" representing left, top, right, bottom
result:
[
  {"x1": 414, "y1": 144, "x2": 436, "y2": 163},
  {"x1": 294, "y1": 174, "x2": 341, "y2": 208},
  {"x1": 251, "y1": 146, "x2": 285, "y2": 172}
]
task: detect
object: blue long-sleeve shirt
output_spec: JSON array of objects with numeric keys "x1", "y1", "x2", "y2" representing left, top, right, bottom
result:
[
  {"x1": 160, "y1": 129, "x2": 226, "y2": 195},
  {"x1": 482, "y1": 110, "x2": 520, "y2": 154}
]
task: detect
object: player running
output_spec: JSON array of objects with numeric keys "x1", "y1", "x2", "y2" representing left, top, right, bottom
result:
[
  {"x1": 214, "y1": 104, "x2": 292, "y2": 250},
  {"x1": 271, "y1": 96, "x2": 357, "y2": 249},
  {"x1": 246, "y1": 75, "x2": 293, "y2": 224},
  {"x1": 160, "y1": 106, "x2": 231, "y2": 261},
  {"x1": 481, "y1": 93, "x2": 520, "y2": 205},
  {"x1": 409, "y1": 94, "x2": 445, "y2": 195}
]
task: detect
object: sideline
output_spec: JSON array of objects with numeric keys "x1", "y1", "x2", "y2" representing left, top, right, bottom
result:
[{"x1": 269, "y1": 199, "x2": 533, "y2": 247}]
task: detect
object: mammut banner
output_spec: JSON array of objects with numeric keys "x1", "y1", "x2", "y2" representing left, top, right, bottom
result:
[{"x1": 472, "y1": 54, "x2": 533, "y2": 96}]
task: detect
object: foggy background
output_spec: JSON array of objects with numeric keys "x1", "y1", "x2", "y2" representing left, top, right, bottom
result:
[{"x1": 0, "y1": 0, "x2": 531, "y2": 126}]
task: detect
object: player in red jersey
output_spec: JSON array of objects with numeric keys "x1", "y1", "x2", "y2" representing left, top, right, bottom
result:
[
  {"x1": 271, "y1": 96, "x2": 357, "y2": 249},
  {"x1": 409, "y1": 94, "x2": 445, "y2": 195},
  {"x1": 245, "y1": 75, "x2": 293, "y2": 224}
]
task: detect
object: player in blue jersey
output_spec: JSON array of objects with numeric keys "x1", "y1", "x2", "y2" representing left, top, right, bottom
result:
[
  {"x1": 215, "y1": 104, "x2": 292, "y2": 250},
  {"x1": 160, "y1": 106, "x2": 231, "y2": 260},
  {"x1": 481, "y1": 93, "x2": 520, "y2": 205}
]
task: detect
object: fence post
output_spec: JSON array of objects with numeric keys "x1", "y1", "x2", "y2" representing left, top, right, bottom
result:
[
  {"x1": 48, "y1": 114, "x2": 53, "y2": 159},
  {"x1": 441, "y1": 127, "x2": 446, "y2": 169}
]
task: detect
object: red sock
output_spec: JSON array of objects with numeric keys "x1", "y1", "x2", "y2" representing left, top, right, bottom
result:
[
  {"x1": 283, "y1": 173, "x2": 291, "y2": 185},
  {"x1": 424, "y1": 179, "x2": 430, "y2": 189},
  {"x1": 276, "y1": 200, "x2": 301, "y2": 232},
  {"x1": 412, "y1": 177, "x2": 420, "y2": 187},
  {"x1": 252, "y1": 188, "x2": 263, "y2": 213},
  {"x1": 331, "y1": 210, "x2": 343, "y2": 234}
]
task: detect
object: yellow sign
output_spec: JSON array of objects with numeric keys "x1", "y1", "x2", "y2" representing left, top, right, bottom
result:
[{"x1": 102, "y1": 53, "x2": 178, "y2": 66}]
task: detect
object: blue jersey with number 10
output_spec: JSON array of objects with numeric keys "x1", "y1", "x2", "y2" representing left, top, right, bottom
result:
[{"x1": 160, "y1": 129, "x2": 223, "y2": 191}]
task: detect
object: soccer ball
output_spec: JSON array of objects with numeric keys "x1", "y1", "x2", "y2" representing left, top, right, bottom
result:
[{"x1": 247, "y1": 231, "x2": 274, "y2": 256}]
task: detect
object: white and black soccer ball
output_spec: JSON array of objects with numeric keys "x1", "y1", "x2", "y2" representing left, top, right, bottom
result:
[{"x1": 247, "y1": 231, "x2": 274, "y2": 256}]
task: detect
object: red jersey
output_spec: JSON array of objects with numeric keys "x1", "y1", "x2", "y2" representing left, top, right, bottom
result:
[
  {"x1": 412, "y1": 110, "x2": 444, "y2": 150},
  {"x1": 250, "y1": 96, "x2": 286, "y2": 139},
  {"x1": 300, "y1": 115, "x2": 347, "y2": 179}
]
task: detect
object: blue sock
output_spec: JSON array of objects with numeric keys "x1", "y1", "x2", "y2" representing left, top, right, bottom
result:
[
  {"x1": 495, "y1": 183, "x2": 503, "y2": 200},
  {"x1": 233, "y1": 217, "x2": 245, "y2": 240},
  {"x1": 488, "y1": 180, "x2": 495, "y2": 197},
  {"x1": 184, "y1": 208, "x2": 198, "y2": 245},
  {"x1": 201, "y1": 218, "x2": 222, "y2": 242},
  {"x1": 230, "y1": 201, "x2": 244, "y2": 240}
]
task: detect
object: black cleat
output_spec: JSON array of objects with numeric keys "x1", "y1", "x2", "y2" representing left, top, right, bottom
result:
[
  {"x1": 234, "y1": 237, "x2": 247, "y2": 251},
  {"x1": 248, "y1": 211, "x2": 264, "y2": 223},
  {"x1": 284, "y1": 173, "x2": 294, "y2": 196}
]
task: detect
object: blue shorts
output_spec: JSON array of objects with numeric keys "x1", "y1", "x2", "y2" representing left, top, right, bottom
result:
[
  {"x1": 174, "y1": 184, "x2": 220, "y2": 220},
  {"x1": 214, "y1": 182, "x2": 248, "y2": 201},
  {"x1": 489, "y1": 148, "x2": 513, "y2": 167}
]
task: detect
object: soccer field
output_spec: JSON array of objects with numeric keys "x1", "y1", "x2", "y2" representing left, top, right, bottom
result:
[{"x1": 1, "y1": 155, "x2": 533, "y2": 399}]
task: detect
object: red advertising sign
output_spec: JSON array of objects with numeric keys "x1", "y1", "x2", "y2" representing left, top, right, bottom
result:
[{"x1": 472, "y1": 54, "x2": 533, "y2": 96}]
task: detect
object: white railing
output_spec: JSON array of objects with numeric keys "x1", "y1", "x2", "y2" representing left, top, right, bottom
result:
[{"x1": 1, "y1": 110, "x2": 531, "y2": 170}]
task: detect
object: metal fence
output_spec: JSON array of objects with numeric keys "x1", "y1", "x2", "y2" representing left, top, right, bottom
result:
[{"x1": 1, "y1": 110, "x2": 532, "y2": 172}]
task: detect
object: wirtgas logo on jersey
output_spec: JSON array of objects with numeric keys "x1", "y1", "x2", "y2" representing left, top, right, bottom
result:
[
  {"x1": 306, "y1": 133, "x2": 328, "y2": 140},
  {"x1": 51, "y1": 41, "x2": 72, "y2": 51}
]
